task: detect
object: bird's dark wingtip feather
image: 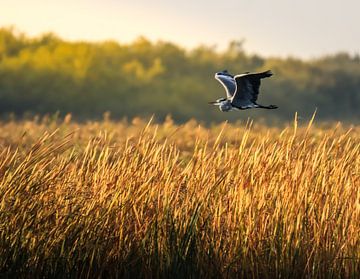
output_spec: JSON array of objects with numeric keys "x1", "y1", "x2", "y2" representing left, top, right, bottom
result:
[{"x1": 265, "y1": 70, "x2": 273, "y2": 77}]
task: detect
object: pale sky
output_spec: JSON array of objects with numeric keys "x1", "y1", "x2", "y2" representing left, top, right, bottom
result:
[{"x1": 1, "y1": 0, "x2": 359, "y2": 58}]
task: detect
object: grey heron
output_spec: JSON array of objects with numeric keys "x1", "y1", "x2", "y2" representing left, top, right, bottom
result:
[{"x1": 210, "y1": 70, "x2": 278, "y2": 111}]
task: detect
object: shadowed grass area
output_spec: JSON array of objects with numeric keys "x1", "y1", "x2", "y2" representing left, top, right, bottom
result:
[{"x1": 0, "y1": 116, "x2": 359, "y2": 278}]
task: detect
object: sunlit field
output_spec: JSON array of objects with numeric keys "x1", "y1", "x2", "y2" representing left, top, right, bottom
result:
[{"x1": 0, "y1": 115, "x2": 359, "y2": 278}]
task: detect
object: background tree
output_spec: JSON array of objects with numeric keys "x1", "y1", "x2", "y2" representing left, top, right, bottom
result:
[{"x1": 0, "y1": 27, "x2": 359, "y2": 123}]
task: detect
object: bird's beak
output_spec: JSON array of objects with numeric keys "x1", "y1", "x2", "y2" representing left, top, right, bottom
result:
[{"x1": 208, "y1": 101, "x2": 218, "y2": 105}]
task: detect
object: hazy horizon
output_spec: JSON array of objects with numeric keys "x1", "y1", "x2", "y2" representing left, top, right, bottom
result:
[{"x1": 1, "y1": 0, "x2": 359, "y2": 59}]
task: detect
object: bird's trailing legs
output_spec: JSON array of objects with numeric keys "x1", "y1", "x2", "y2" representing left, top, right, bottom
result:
[{"x1": 256, "y1": 104, "x2": 278, "y2": 109}]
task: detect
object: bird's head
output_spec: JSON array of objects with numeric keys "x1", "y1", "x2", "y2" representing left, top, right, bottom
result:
[{"x1": 208, "y1": 98, "x2": 227, "y2": 105}]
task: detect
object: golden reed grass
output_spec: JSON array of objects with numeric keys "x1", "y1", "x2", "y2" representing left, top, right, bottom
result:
[{"x1": 0, "y1": 115, "x2": 359, "y2": 278}]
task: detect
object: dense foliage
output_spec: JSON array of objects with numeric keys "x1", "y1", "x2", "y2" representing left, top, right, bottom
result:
[{"x1": 0, "y1": 27, "x2": 360, "y2": 123}]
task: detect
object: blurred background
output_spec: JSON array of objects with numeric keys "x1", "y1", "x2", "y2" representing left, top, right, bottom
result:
[{"x1": 0, "y1": 0, "x2": 359, "y2": 123}]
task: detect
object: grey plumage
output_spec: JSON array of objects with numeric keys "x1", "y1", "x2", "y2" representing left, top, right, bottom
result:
[
  {"x1": 214, "y1": 70, "x2": 236, "y2": 98},
  {"x1": 210, "y1": 70, "x2": 278, "y2": 111}
]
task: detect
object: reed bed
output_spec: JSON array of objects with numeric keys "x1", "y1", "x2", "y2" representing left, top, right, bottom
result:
[{"x1": 0, "y1": 115, "x2": 359, "y2": 278}]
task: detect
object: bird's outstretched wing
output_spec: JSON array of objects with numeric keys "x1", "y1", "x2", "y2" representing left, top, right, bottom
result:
[
  {"x1": 214, "y1": 70, "x2": 236, "y2": 98},
  {"x1": 231, "y1": 70, "x2": 273, "y2": 108}
]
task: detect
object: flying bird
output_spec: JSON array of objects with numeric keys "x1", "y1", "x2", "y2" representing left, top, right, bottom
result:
[{"x1": 210, "y1": 70, "x2": 278, "y2": 111}]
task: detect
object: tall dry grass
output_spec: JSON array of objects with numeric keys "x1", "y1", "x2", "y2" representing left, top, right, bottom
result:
[{"x1": 0, "y1": 115, "x2": 359, "y2": 278}]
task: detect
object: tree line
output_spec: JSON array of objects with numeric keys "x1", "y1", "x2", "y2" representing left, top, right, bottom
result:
[{"x1": 0, "y1": 27, "x2": 359, "y2": 123}]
